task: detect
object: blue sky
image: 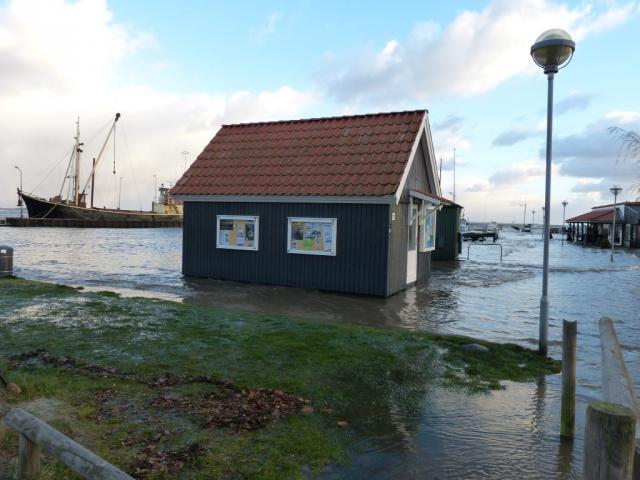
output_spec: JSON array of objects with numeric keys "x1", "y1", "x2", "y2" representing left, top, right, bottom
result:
[{"x1": 1, "y1": 0, "x2": 639, "y2": 222}]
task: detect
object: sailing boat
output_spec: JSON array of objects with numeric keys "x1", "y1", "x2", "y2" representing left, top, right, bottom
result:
[{"x1": 17, "y1": 114, "x2": 182, "y2": 223}]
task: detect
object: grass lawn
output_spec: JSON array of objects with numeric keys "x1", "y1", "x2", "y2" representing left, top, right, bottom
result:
[{"x1": 0, "y1": 278, "x2": 560, "y2": 479}]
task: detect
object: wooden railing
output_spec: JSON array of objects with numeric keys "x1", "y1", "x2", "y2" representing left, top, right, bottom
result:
[
  {"x1": 583, "y1": 317, "x2": 640, "y2": 480},
  {"x1": 4, "y1": 408, "x2": 133, "y2": 479}
]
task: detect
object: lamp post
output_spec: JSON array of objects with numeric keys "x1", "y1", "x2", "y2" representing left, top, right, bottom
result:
[
  {"x1": 561, "y1": 201, "x2": 568, "y2": 245},
  {"x1": 532, "y1": 210, "x2": 536, "y2": 233},
  {"x1": 531, "y1": 29, "x2": 575, "y2": 355},
  {"x1": 181, "y1": 150, "x2": 189, "y2": 173},
  {"x1": 153, "y1": 174, "x2": 157, "y2": 205},
  {"x1": 541, "y1": 207, "x2": 545, "y2": 238},
  {"x1": 14, "y1": 166, "x2": 23, "y2": 218},
  {"x1": 610, "y1": 186, "x2": 622, "y2": 262}
]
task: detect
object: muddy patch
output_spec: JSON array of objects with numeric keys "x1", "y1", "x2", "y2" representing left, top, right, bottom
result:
[
  {"x1": 150, "y1": 373, "x2": 312, "y2": 432},
  {"x1": 9, "y1": 349, "x2": 129, "y2": 379},
  {"x1": 121, "y1": 430, "x2": 205, "y2": 477}
]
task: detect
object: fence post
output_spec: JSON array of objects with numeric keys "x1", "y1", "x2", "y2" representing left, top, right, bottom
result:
[
  {"x1": 561, "y1": 319, "x2": 577, "y2": 438},
  {"x1": 17, "y1": 433, "x2": 41, "y2": 480},
  {"x1": 583, "y1": 401, "x2": 636, "y2": 480},
  {"x1": 599, "y1": 317, "x2": 640, "y2": 430}
]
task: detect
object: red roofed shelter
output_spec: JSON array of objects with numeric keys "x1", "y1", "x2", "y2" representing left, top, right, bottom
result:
[
  {"x1": 171, "y1": 110, "x2": 442, "y2": 296},
  {"x1": 566, "y1": 201, "x2": 640, "y2": 247}
]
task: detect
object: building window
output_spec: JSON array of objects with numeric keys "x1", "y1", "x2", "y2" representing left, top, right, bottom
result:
[
  {"x1": 287, "y1": 217, "x2": 337, "y2": 256},
  {"x1": 216, "y1": 215, "x2": 259, "y2": 250},
  {"x1": 419, "y1": 208, "x2": 437, "y2": 252}
]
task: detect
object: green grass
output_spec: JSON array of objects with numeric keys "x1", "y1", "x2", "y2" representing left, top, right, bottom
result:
[{"x1": 0, "y1": 278, "x2": 560, "y2": 479}]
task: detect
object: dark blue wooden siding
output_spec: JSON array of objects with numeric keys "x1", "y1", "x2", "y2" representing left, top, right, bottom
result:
[
  {"x1": 432, "y1": 205, "x2": 461, "y2": 261},
  {"x1": 183, "y1": 202, "x2": 390, "y2": 296}
]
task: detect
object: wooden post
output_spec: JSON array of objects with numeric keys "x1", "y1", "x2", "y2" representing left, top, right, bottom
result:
[
  {"x1": 5, "y1": 408, "x2": 134, "y2": 480},
  {"x1": 17, "y1": 433, "x2": 41, "y2": 480},
  {"x1": 634, "y1": 441, "x2": 640, "y2": 480},
  {"x1": 561, "y1": 319, "x2": 577, "y2": 438},
  {"x1": 599, "y1": 317, "x2": 640, "y2": 432},
  {"x1": 583, "y1": 401, "x2": 636, "y2": 480}
]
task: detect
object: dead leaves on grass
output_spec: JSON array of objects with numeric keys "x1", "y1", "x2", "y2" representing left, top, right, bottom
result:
[
  {"x1": 150, "y1": 378, "x2": 312, "y2": 433},
  {"x1": 9, "y1": 348, "x2": 127, "y2": 379},
  {"x1": 9, "y1": 349, "x2": 338, "y2": 478}
]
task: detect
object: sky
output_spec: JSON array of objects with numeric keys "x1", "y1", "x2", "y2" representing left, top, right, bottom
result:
[{"x1": 1, "y1": 0, "x2": 639, "y2": 223}]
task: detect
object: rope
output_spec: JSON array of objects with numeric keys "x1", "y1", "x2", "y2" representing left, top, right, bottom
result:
[{"x1": 30, "y1": 118, "x2": 112, "y2": 196}]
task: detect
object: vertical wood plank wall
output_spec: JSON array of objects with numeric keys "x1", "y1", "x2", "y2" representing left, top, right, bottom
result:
[{"x1": 183, "y1": 202, "x2": 390, "y2": 296}]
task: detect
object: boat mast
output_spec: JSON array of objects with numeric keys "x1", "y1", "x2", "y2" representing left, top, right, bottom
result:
[
  {"x1": 73, "y1": 117, "x2": 83, "y2": 206},
  {"x1": 90, "y1": 158, "x2": 96, "y2": 208},
  {"x1": 80, "y1": 113, "x2": 121, "y2": 197}
]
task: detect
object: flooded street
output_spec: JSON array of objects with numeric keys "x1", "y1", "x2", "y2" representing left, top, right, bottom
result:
[{"x1": 2, "y1": 210, "x2": 639, "y2": 478}]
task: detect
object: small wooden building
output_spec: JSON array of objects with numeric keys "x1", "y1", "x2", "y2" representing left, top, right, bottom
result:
[
  {"x1": 431, "y1": 196, "x2": 463, "y2": 261},
  {"x1": 171, "y1": 110, "x2": 442, "y2": 297},
  {"x1": 567, "y1": 201, "x2": 640, "y2": 248}
]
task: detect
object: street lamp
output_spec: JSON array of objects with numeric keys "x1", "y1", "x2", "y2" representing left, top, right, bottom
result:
[
  {"x1": 561, "y1": 200, "x2": 568, "y2": 245},
  {"x1": 181, "y1": 150, "x2": 189, "y2": 173},
  {"x1": 610, "y1": 186, "x2": 622, "y2": 262},
  {"x1": 531, "y1": 28, "x2": 575, "y2": 355},
  {"x1": 14, "y1": 166, "x2": 23, "y2": 218},
  {"x1": 153, "y1": 174, "x2": 157, "y2": 205},
  {"x1": 532, "y1": 210, "x2": 536, "y2": 233},
  {"x1": 541, "y1": 206, "x2": 545, "y2": 238}
]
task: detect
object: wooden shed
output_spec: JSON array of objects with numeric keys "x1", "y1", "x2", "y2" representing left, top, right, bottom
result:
[
  {"x1": 432, "y1": 196, "x2": 463, "y2": 261},
  {"x1": 171, "y1": 110, "x2": 442, "y2": 297}
]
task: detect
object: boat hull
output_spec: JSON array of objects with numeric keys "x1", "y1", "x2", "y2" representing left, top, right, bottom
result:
[{"x1": 19, "y1": 191, "x2": 182, "y2": 222}]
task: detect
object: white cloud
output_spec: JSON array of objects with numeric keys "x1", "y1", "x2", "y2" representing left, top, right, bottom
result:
[
  {"x1": 318, "y1": 0, "x2": 637, "y2": 104},
  {"x1": 605, "y1": 111, "x2": 640, "y2": 123},
  {"x1": 431, "y1": 114, "x2": 471, "y2": 171},
  {"x1": 0, "y1": 1, "x2": 316, "y2": 208},
  {"x1": 0, "y1": 0, "x2": 155, "y2": 93},
  {"x1": 488, "y1": 159, "x2": 546, "y2": 186},
  {"x1": 252, "y1": 12, "x2": 282, "y2": 43},
  {"x1": 572, "y1": 178, "x2": 602, "y2": 191}
]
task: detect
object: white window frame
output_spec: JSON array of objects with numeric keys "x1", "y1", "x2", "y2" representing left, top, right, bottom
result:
[
  {"x1": 287, "y1": 217, "x2": 337, "y2": 256},
  {"x1": 216, "y1": 215, "x2": 259, "y2": 251},
  {"x1": 418, "y1": 207, "x2": 437, "y2": 252}
]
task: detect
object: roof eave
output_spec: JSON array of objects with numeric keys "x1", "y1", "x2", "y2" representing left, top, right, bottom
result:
[{"x1": 172, "y1": 194, "x2": 397, "y2": 205}]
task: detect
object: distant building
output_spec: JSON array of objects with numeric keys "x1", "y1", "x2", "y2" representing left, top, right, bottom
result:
[
  {"x1": 566, "y1": 201, "x2": 640, "y2": 248},
  {"x1": 171, "y1": 110, "x2": 444, "y2": 296}
]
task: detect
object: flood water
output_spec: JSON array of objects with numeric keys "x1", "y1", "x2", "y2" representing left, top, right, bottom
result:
[{"x1": 2, "y1": 207, "x2": 639, "y2": 479}]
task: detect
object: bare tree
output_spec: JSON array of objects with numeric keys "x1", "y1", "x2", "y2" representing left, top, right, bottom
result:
[{"x1": 609, "y1": 126, "x2": 640, "y2": 196}]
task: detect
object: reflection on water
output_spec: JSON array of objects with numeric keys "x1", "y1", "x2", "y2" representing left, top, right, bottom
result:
[
  {"x1": 325, "y1": 377, "x2": 586, "y2": 479},
  {"x1": 2, "y1": 223, "x2": 639, "y2": 478}
]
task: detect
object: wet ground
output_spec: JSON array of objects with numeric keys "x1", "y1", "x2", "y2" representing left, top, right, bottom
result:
[{"x1": 2, "y1": 211, "x2": 639, "y2": 478}]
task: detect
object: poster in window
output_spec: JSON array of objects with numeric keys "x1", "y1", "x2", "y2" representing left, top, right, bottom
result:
[
  {"x1": 216, "y1": 216, "x2": 259, "y2": 250},
  {"x1": 288, "y1": 217, "x2": 337, "y2": 256},
  {"x1": 421, "y1": 210, "x2": 436, "y2": 251}
]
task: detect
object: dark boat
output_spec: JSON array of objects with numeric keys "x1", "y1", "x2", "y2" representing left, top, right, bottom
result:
[
  {"x1": 18, "y1": 190, "x2": 181, "y2": 222},
  {"x1": 17, "y1": 113, "x2": 182, "y2": 225}
]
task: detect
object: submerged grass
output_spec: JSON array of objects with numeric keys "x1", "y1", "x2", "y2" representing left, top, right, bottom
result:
[{"x1": 0, "y1": 278, "x2": 559, "y2": 479}]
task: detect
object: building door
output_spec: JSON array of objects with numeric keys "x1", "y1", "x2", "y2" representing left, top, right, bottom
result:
[{"x1": 407, "y1": 203, "x2": 419, "y2": 284}]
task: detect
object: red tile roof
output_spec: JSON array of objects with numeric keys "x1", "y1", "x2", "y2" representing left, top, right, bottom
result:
[
  {"x1": 593, "y1": 201, "x2": 640, "y2": 208},
  {"x1": 566, "y1": 208, "x2": 621, "y2": 223},
  {"x1": 171, "y1": 110, "x2": 426, "y2": 197}
]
